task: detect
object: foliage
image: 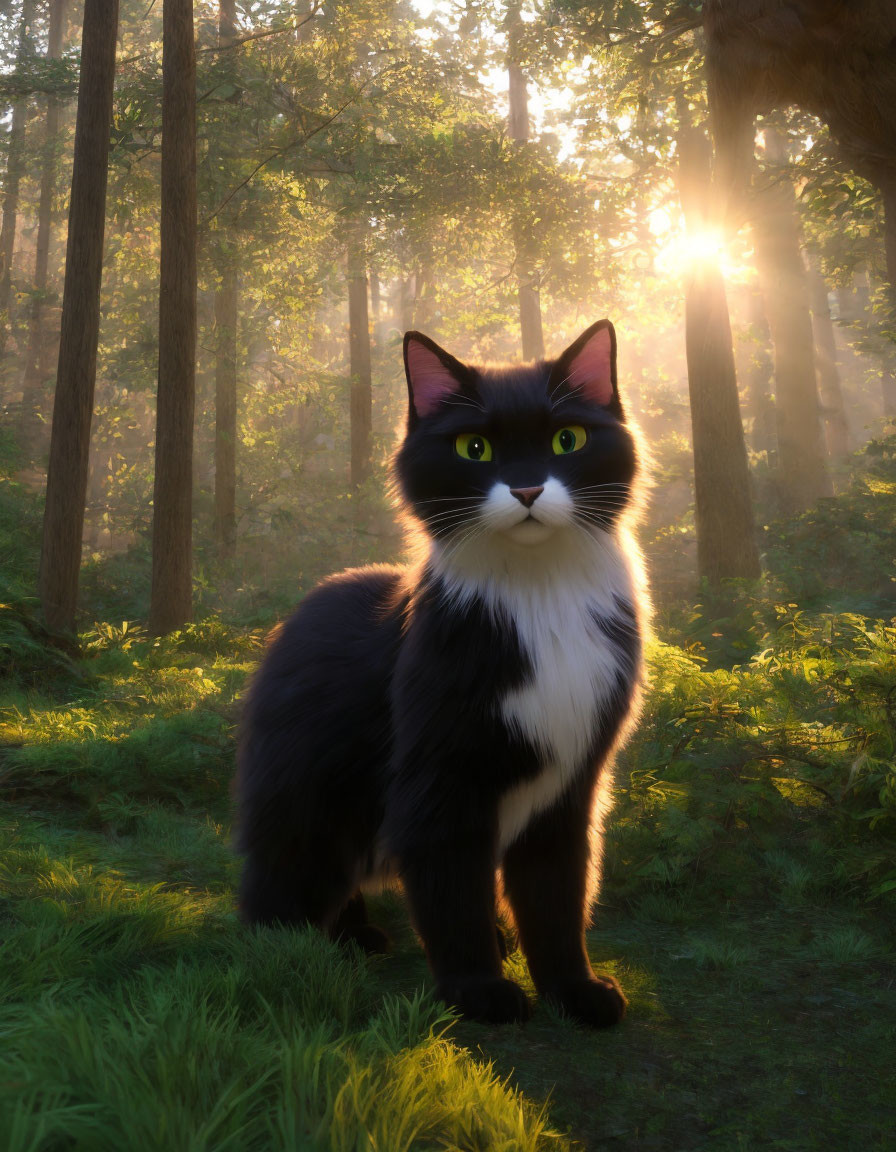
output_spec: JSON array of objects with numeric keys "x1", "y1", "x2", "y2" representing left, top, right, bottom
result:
[
  {"x1": 0, "y1": 430, "x2": 41, "y2": 605},
  {"x1": 762, "y1": 431, "x2": 896, "y2": 610},
  {"x1": 611, "y1": 611, "x2": 896, "y2": 907},
  {"x1": 0, "y1": 841, "x2": 563, "y2": 1150},
  {"x1": 1, "y1": 580, "x2": 894, "y2": 1148},
  {"x1": 2, "y1": 559, "x2": 895, "y2": 1148}
]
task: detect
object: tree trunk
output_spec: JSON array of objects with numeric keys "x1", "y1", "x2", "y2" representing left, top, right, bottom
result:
[
  {"x1": 22, "y1": 0, "x2": 66, "y2": 425},
  {"x1": 347, "y1": 232, "x2": 372, "y2": 488},
  {"x1": 38, "y1": 0, "x2": 119, "y2": 635},
  {"x1": 884, "y1": 177, "x2": 896, "y2": 307},
  {"x1": 399, "y1": 275, "x2": 414, "y2": 333},
  {"x1": 213, "y1": 0, "x2": 237, "y2": 559},
  {"x1": 0, "y1": 0, "x2": 36, "y2": 357},
  {"x1": 369, "y1": 269, "x2": 385, "y2": 347},
  {"x1": 150, "y1": 0, "x2": 197, "y2": 635},
  {"x1": 414, "y1": 263, "x2": 434, "y2": 330},
  {"x1": 744, "y1": 285, "x2": 776, "y2": 458},
  {"x1": 678, "y1": 122, "x2": 760, "y2": 585},
  {"x1": 881, "y1": 177, "x2": 896, "y2": 415},
  {"x1": 752, "y1": 132, "x2": 832, "y2": 511},
  {"x1": 507, "y1": 1, "x2": 544, "y2": 361},
  {"x1": 807, "y1": 256, "x2": 851, "y2": 458},
  {"x1": 214, "y1": 265, "x2": 237, "y2": 558},
  {"x1": 882, "y1": 369, "x2": 896, "y2": 417},
  {"x1": 685, "y1": 265, "x2": 762, "y2": 583}
]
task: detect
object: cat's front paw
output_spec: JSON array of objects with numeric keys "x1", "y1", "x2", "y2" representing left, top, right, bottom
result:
[
  {"x1": 545, "y1": 976, "x2": 627, "y2": 1028},
  {"x1": 437, "y1": 975, "x2": 531, "y2": 1024}
]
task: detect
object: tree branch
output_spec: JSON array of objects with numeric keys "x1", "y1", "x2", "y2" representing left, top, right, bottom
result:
[
  {"x1": 200, "y1": 72, "x2": 386, "y2": 228},
  {"x1": 197, "y1": 4, "x2": 322, "y2": 56},
  {"x1": 118, "y1": 4, "x2": 321, "y2": 68}
]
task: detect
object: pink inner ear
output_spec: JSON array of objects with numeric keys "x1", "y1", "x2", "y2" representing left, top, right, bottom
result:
[
  {"x1": 407, "y1": 340, "x2": 462, "y2": 416},
  {"x1": 566, "y1": 326, "x2": 613, "y2": 405}
]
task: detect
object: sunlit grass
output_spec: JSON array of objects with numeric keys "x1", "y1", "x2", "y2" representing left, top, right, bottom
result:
[
  {"x1": 0, "y1": 827, "x2": 568, "y2": 1151},
  {"x1": 2, "y1": 603, "x2": 895, "y2": 1148},
  {"x1": 3, "y1": 441, "x2": 896, "y2": 1148}
]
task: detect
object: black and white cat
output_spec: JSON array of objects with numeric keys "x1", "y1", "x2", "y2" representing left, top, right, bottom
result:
[{"x1": 236, "y1": 319, "x2": 646, "y2": 1027}]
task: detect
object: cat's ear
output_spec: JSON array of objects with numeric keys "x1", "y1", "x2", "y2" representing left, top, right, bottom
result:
[
  {"x1": 404, "y1": 332, "x2": 470, "y2": 421},
  {"x1": 550, "y1": 320, "x2": 620, "y2": 413}
]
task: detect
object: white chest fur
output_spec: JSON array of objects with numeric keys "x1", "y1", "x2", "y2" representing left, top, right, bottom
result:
[
  {"x1": 497, "y1": 581, "x2": 630, "y2": 850},
  {"x1": 431, "y1": 527, "x2": 641, "y2": 852}
]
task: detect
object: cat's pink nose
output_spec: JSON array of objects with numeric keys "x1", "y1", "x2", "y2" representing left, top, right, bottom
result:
[{"x1": 510, "y1": 486, "x2": 544, "y2": 508}]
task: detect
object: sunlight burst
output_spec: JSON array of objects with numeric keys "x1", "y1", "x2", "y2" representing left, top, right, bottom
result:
[{"x1": 653, "y1": 221, "x2": 751, "y2": 282}]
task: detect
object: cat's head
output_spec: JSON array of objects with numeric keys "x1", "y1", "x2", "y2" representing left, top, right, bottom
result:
[{"x1": 395, "y1": 321, "x2": 638, "y2": 550}]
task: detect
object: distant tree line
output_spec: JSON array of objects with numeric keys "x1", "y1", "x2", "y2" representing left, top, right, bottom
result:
[{"x1": 0, "y1": 0, "x2": 893, "y2": 639}]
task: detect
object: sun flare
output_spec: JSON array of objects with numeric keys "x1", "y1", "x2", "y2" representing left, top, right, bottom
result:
[{"x1": 653, "y1": 219, "x2": 752, "y2": 282}]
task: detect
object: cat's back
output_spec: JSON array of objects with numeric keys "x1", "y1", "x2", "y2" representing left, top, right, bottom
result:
[{"x1": 242, "y1": 564, "x2": 410, "y2": 741}]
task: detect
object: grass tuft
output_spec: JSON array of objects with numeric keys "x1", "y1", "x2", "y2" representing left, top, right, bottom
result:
[{"x1": 2, "y1": 437, "x2": 896, "y2": 1148}]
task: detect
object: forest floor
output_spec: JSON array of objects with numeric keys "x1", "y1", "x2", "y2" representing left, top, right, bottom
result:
[
  {"x1": 2, "y1": 433, "x2": 896, "y2": 1150},
  {"x1": 1, "y1": 681, "x2": 893, "y2": 1151}
]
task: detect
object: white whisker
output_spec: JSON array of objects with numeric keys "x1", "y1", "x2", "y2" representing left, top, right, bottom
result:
[{"x1": 438, "y1": 395, "x2": 486, "y2": 413}]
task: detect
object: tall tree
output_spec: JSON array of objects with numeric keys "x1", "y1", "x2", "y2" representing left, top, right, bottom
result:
[
  {"x1": 705, "y1": 0, "x2": 896, "y2": 292},
  {"x1": 752, "y1": 132, "x2": 832, "y2": 511},
  {"x1": 38, "y1": 0, "x2": 119, "y2": 634},
  {"x1": 678, "y1": 121, "x2": 760, "y2": 585},
  {"x1": 506, "y1": 0, "x2": 544, "y2": 361},
  {"x1": 22, "y1": 0, "x2": 67, "y2": 425},
  {"x1": 743, "y1": 285, "x2": 775, "y2": 457},
  {"x1": 883, "y1": 369, "x2": 896, "y2": 418},
  {"x1": 347, "y1": 226, "x2": 371, "y2": 488},
  {"x1": 149, "y1": 0, "x2": 197, "y2": 634},
  {"x1": 213, "y1": 0, "x2": 238, "y2": 558},
  {"x1": 0, "y1": 0, "x2": 36, "y2": 356},
  {"x1": 807, "y1": 256, "x2": 850, "y2": 458}
]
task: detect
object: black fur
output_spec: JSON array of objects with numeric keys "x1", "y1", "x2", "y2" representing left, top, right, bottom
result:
[{"x1": 235, "y1": 321, "x2": 643, "y2": 1027}]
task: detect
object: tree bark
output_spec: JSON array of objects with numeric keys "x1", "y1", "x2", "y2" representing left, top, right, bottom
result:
[
  {"x1": 38, "y1": 0, "x2": 119, "y2": 635},
  {"x1": 678, "y1": 122, "x2": 760, "y2": 584},
  {"x1": 685, "y1": 264, "x2": 761, "y2": 583},
  {"x1": 507, "y1": 1, "x2": 544, "y2": 362},
  {"x1": 807, "y1": 256, "x2": 851, "y2": 458},
  {"x1": 744, "y1": 285, "x2": 775, "y2": 458},
  {"x1": 752, "y1": 135, "x2": 832, "y2": 510},
  {"x1": 881, "y1": 178, "x2": 896, "y2": 414},
  {"x1": 150, "y1": 0, "x2": 197, "y2": 635},
  {"x1": 413, "y1": 263, "x2": 434, "y2": 330},
  {"x1": 214, "y1": 265, "x2": 237, "y2": 557},
  {"x1": 213, "y1": 0, "x2": 237, "y2": 559},
  {"x1": 883, "y1": 177, "x2": 896, "y2": 307},
  {"x1": 347, "y1": 232, "x2": 372, "y2": 488},
  {"x1": 399, "y1": 275, "x2": 414, "y2": 334},
  {"x1": 704, "y1": 0, "x2": 896, "y2": 236},
  {"x1": 882, "y1": 369, "x2": 896, "y2": 417},
  {"x1": 22, "y1": 0, "x2": 66, "y2": 424},
  {"x1": 0, "y1": 0, "x2": 36, "y2": 357},
  {"x1": 369, "y1": 269, "x2": 385, "y2": 347}
]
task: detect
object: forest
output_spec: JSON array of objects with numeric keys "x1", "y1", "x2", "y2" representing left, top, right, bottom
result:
[{"x1": 0, "y1": 0, "x2": 894, "y2": 1148}]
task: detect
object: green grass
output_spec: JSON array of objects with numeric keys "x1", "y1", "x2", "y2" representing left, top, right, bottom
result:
[
  {"x1": 0, "y1": 816, "x2": 566, "y2": 1151},
  {"x1": 0, "y1": 622, "x2": 571, "y2": 1150},
  {"x1": 2, "y1": 610, "x2": 894, "y2": 1150},
  {"x1": 2, "y1": 431, "x2": 896, "y2": 1149}
]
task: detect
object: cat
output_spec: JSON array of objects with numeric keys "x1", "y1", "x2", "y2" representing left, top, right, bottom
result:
[{"x1": 235, "y1": 319, "x2": 646, "y2": 1027}]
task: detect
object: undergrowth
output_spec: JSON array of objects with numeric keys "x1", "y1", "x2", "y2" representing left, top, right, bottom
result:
[
  {"x1": 0, "y1": 838, "x2": 561, "y2": 1151},
  {"x1": 2, "y1": 432, "x2": 895, "y2": 1148},
  {"x1": 610, "y1": 611, "x2": 896, "y2": 905}
]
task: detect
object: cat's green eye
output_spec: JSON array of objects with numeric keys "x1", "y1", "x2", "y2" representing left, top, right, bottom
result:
[
  {"x1": 455, "y1": 433, "x2": 493, "y2": 462},
  {"x1": 552, "y1": 425, "x2": 587, "y2": 455}
]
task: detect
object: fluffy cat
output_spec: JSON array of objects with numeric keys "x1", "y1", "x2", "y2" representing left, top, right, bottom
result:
[{"x1": 235, "y1": 319, "x2": 646, "y2": 1027}]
